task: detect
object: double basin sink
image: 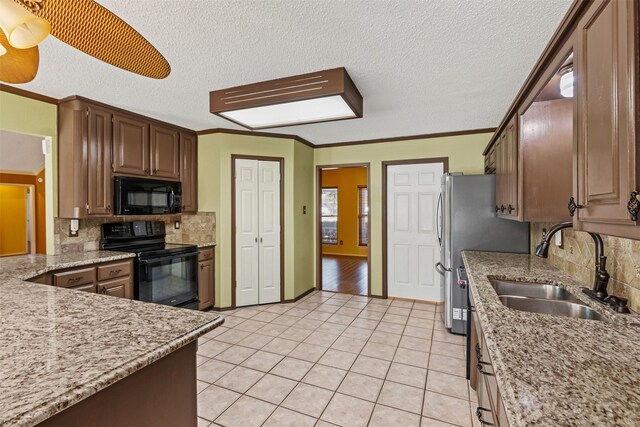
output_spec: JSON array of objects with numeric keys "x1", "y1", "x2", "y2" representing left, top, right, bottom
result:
[{"x1": 490, "y1": 279, "x2": 604, "y2": 321}]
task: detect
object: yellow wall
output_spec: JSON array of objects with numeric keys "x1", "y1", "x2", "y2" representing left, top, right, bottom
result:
[
  {"x1": 198, "y1": 133, "x2": 315, "y2": 308},
  {"x1": 0, "y1": 91, "x2": 56, "y2": 254},
  {"x1": 314, "y1": 132, "x2": 493, "y2": 296},
  {"x1": 0, "y1": 184, "x2": 28, "y2": 256},
  {"x1": 321, "y1": 167, "x2": 368, "y2": 257},
  {"x1": 0, "y1": 171, "x2": 46, "y2": 253}
]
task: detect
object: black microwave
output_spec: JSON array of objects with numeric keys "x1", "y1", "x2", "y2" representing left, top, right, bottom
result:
[{"x1": 114, "y1": 176, "x2": 182, "y2": 215}]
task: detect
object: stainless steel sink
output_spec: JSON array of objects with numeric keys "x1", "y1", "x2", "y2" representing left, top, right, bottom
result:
[
  {"x1": 489, "y1": 279, "x2": 582, "y2": 303},
  {"x1": 498, "y1": 295, "x2": 605, "y2": 321}
]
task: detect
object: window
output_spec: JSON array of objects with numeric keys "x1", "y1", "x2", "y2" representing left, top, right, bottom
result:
[
  {"x1": 321, "y1": 188, "x2": 338, "y2": 244},
  {"x1": 358, "y1": 186, "x2": 369, "y2": 246}
]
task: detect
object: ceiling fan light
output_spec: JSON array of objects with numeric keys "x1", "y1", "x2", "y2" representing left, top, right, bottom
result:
[{"x1": 0, "y1": 0, "x2": 50, "y2": 49}]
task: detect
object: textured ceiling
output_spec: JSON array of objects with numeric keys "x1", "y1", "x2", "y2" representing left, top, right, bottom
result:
[
  {"x1": 15, "y1": 0, "x2": 572, "y2": 145},
  {"x1": 0, "y1": 130, "x2": 45, "y2": 173}
]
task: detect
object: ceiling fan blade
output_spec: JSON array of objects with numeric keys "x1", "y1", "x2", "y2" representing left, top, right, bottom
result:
[
  {"x1": 0, "y1": 28, "x2": 39, "y2": 83},
  {"x1": 12, "y1": 0, "x2": 170, "y2": 79}
]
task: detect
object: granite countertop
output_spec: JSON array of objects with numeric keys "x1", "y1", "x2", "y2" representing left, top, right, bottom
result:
[
  {"x1": 0, "y1": 251, "x2": 223, "y2": 427},
  {"x1": 462, "y1": 251, "x2": 640, "y2": 427},
  {"x1": 167, "y1": 240, "x2": 216, "y2": 248}
]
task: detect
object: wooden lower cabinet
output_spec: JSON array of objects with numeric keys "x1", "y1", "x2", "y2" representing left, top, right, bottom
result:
[
  {"x1": 29, "y1": 260, "x2": 134, "y2": 300},
  {"x1": 470, "y1": 291, "x2": 510, "y2": 426},
  {"x1": 198, "y1": 248, "x2": 215, "y2": 310},
  {"x1": 97, "y1": 277, "x2": 132, "y2": 299}
]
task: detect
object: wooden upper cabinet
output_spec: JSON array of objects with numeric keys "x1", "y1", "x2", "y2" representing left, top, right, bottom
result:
[
  {"x1": 495, "y1": 116, "x2": 520, "y2": 220},
  {"x1": 180, "y1": 132, "x2": 198, "y2": 214},
  {"x1": 113, "y1": 113, "x2": 150, "y2": 177},
  {"x1": 86, "y1": 106, "x2": 113, "y2": 216},
  {"x1": 505, "y1": 116, "x2": 519, "y2": 219},
  {"x1": 150, "y1": 124, "x2": 180, "y2": 180},
  {"x1": 517, "y1": 39, "x2": 574, "y2": 223},
  {"x1": 573, "y1": 0, "x2": 639, "y2": 238}
]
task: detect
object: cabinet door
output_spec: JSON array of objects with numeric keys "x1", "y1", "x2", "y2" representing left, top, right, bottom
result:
[
  {"x1": 113, "y1": 113, "x2": 149, "y2": 177},
  {"x1": 150, "y1": 124, "x2": 180, "y2": 180},
  {"x1": 495, "y1": 133, "x2": 507, "y2": 214},
  {"x1": 86, "y1": 106, "x2": 113, "y2": 216},
  {"x1": 505, "y1": 116, "x2": 519, "y2": 218},
  {"x1": 97, "y1": 277, "x2": 132, "y2": 299},
  {"x1": 180, "y1": 132, "x2": 198, "y2": 213},
  {"x1": 574, "y1": 0, "x2": 639, "y2": 235},
  {"x1": 198, "y1": 259, "x2": 214, "y2": 310}
]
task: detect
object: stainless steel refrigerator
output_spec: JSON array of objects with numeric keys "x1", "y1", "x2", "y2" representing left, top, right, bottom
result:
[{"x1": 436, "y1": 173, "x2": 530, "y2": 335}]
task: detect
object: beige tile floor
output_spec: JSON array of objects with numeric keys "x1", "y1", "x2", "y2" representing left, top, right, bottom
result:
[{"x1": 197, "y1": 291, "x2": 479, "y2": 427}]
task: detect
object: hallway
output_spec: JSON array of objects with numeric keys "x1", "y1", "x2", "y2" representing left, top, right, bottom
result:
[{"x1": 322, "y1": 255, "x2": 368, "y2": 296}]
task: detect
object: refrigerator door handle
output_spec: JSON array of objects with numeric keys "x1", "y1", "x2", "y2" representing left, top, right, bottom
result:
[
  {"x1": 435, "y1": 262, "x2": 450, "y2": 276},
  {"x1": 436, "y1": 192, "x2": 443, "y2": 248}
]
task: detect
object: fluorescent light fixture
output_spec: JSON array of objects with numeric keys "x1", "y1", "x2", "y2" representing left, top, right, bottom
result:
[
  {"x1": 210, "y1": 67, "x2": 363, "y2": 130},
  {"x1": 559, "y1": 65, "x2": 573, "y2": 98},
  {"x1": 220, "y1": 95, "x2": 356, "y2": 129}
]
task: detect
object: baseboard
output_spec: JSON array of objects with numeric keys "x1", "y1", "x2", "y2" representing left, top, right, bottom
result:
[
  {"x1": 283, "y1": 287, "x2": 315, "y2": 303},
  {"x1": 210, "y1": 305, "x2": 236, "y2": 312}
]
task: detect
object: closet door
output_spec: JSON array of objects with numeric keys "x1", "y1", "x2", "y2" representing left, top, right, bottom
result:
[
  {"x1": 258, "y1": 161, "x2": 281, "y2": 304},
  {"x1": 235, "y1": 159, "x2": 260, "y2": 306}
]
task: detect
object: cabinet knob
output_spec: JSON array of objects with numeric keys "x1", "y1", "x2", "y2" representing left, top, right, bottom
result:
[
  {"x1": 628, "y1": 191, "x2": 639, "y2": 221},
  {"x1": 500, "y1": 205, "x2": 506, "y2": 213},
  {"x1": 106, "y1": 204, "x2": 111, "y2": 213},
  {"x1": 507, "y1": 204, "x2": 514, "y2": 214},
  {"x1": 494, "y1": 205, "x2": 499, "y2": 213},
  {"x1": 568, "y1": 197, "x2": 583, "y2": 217},
  {"x1": 145, "y1": 168, "x2": 150, "y2": 175}
]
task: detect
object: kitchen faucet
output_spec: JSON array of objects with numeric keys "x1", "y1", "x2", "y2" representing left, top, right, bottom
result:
[{"x1": 534, "y1": 221, "x2": 628, "y2": 312}]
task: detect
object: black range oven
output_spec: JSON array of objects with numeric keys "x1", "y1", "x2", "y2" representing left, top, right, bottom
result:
[{"x1": 101, "y1": 221, "x2": 199, "y2": 310}]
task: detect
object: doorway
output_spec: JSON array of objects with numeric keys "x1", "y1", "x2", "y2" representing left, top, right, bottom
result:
[
  {"x1": 232, "y1": 155, "x2": 284, "y2": 307},
  {"x1": 0, "y1": 130, "x2": 47, "y2": 257},
  {"x1": 316, "y1": 164, "x2": 370, "y2": 296},
  {"x1": 382, "y1": 158, "x2": 448, "y2": 301}
]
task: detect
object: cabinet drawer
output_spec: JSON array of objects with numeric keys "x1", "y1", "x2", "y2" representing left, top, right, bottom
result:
[
  {"x1": 97, "y1": 261, "x2": 132, "y2": 281},
  {"x1": 480, "y1": 335, "x2": 499, "y2": 406},
  {"x1": 54, "y1": 267, "x2": 96, "y2": 288},
  {"x1": 476, "y1": 365, "x2": 498, "y2": 426},
  {"x1": 199, "y1": 248, "x2": 214, "y2": 261},
  {"x1": 97, "y1": 277, "x2": 132, "y2": 299}
]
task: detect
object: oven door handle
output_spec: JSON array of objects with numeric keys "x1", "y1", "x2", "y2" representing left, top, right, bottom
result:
[{"x1": 139, "y1": 253, "x2": 198, "y2": 265}]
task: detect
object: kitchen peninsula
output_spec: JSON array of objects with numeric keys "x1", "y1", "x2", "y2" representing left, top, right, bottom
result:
[{"x1": 0, "y1": 251, "x2": 223, "y2": 427}]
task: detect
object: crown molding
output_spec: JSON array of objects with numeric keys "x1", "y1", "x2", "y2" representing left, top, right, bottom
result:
[
  {"x1": 2, "y1": 85, "x2": 495, "y2": 150},
  {"x1": 0, "y1": 84, "x2": 58, "y2": 104}
]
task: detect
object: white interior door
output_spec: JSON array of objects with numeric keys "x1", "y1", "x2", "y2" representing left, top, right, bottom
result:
[
  {"x1": 235, "y1": 159, "x2": 260, "y2": 306},
  {"x1": 235, "y1": 159, "x2": 281, "y2": 307},
  {"x1": 258, "y1": 161, "x2": 281, "y2": 304},
  {"x1": 387, "y1": 162, "x2": 443, "y2": 301}
]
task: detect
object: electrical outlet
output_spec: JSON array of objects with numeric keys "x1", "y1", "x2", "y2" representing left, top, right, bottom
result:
[
  {"x1": 555, "y1": 230, "x2": 563, "y2": 247},
  {"x1": 303, "y1": 205, "x2": 307, "y2": 214},
  {"x1": 174, "y1": 221, "x2": 181, "y2": 230},
  {"x1": 340, "y1": 240, "x2": 343, "y2": 245}
]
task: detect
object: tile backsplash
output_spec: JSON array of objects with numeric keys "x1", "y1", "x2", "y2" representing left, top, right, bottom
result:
[
  {"x1": 54, "y1": 212, "x2": 216, "y2": 254},
  {"x1": 531, "y1": 223, "x2": 640, "y2": 312}
]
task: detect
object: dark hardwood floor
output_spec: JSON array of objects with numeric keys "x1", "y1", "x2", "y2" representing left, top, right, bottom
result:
[{"x1": 322, "y1": 255, "x2": 368, "y2": 296}]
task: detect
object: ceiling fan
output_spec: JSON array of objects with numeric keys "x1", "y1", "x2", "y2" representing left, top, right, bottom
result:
[{"x1": 0, "y1": 0, "x2": 170, "y2": 84}]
